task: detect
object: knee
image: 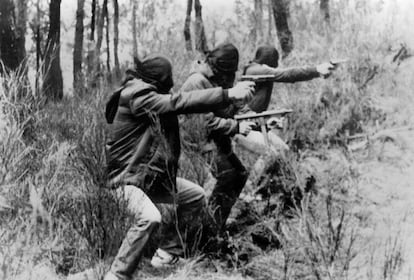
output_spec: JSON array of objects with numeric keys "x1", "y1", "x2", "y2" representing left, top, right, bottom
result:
[{"x1": 141, "y1": 206, "x2": 162, "y2": 225}]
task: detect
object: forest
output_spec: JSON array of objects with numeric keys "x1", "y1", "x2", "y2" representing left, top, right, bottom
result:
[{"x1": 1, "y1": 0, "x2": 414, "y2": 279}]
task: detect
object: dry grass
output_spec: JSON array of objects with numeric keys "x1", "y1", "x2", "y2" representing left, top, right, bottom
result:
[{"x1": 1, "y1": 1, "x2": 413, "y2": 279}]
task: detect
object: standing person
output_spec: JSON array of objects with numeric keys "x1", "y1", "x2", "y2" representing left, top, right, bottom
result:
[
  {"x1": 180, "y1": 43, "x2": 256, "y2": 231},
  {"x1": 103, "y1": 55, "x2": 254, "y2": 280}
]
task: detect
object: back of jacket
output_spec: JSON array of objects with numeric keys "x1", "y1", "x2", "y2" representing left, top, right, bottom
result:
[{"x1": 106, "y1": 77, "x2": 230, "y2": 189}]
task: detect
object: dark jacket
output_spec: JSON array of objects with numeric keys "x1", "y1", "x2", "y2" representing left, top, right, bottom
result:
[
  {"x1": 180, "y1": 68, "x2": 239, "y2": 154},
  {"x1": 106, "y1": 78, "x2": 230, "y2": 190},
  {"x1": 243, "y1": 62, "x2": 320, "y2": 112}
]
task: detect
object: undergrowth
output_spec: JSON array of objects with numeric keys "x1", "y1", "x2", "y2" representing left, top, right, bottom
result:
[{"x1": 0, "y1": 1, "x2": 411, "y2": 279}]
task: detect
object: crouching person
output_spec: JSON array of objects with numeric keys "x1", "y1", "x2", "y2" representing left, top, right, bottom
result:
[
  {"x1": 180, "y1": 43, "x2": 256, "y2": 231},
  {"x1": 103, "y1": 55, "x2": 254, "y2": 280}
]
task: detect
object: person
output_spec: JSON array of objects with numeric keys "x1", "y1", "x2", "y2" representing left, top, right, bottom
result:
[
  {"x1": 180, "y1": 43, "x2": 256, "y2": 232},
  {"x1": 103, "y1": 55, "x2": 254, "y2": 280},
  {"x1": 237, "y1": 45, "x2": 336, "y2": 208},
  {"x1": 235, "y1": 45, "x2": 336, "y2": 153},
  {"x1": 243, "y1": 45, "x2": 335, "y2": 113}
]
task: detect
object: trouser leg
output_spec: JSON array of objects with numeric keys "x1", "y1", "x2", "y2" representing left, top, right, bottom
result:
[
  {"x1": 110, "y1": 185, "x2": 161, "y2": 280},
  {"x1": 153, "y1": 177, "x2": 206, "y2": 257},
  {"x1": 208, "y1": 152, "x2": 248, "y2": 230}
]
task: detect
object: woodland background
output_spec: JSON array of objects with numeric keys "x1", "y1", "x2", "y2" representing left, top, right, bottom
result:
[{"x1": 1, "y1": 0, "x2": 414, "y2": 279}]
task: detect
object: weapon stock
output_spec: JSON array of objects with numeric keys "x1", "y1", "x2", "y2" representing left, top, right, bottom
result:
[{"x1": 235, "y1": 109, "x2": 293, "y2": 121}]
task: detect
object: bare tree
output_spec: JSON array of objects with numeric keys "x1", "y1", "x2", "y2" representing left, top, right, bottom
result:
[
  {"x1": 90, "y1": 0, "x2": 96, "y2": 40},
  {"x1": 0, "y1": 0, "x2": 21, "y2": 72},
  {"x1": 320, "y1": 0, "x2": 330, "y2": 23},
  {"x1": 131, "y1": 0, "x2": 138, "y2": 58},
  {"x1": 254, "y1": 0, "x2": 263, "y2": 44},
  {"x1": 184, "y1": 0, "x2": 193, "y2": 52},
  {"x1": 73, "y1": 0, "x2": 85, "y2": 89},
  {"x1": 34, "y1": 0, "x2": 42, "y2": 94},
  {"x1": 95, "y1": 0, "x2": 106, "y2": 63},
  {"x1": 267, "y1": 0, "x2": 272, "y2": 43},
  {"x1": 270, "y1": 0, "x2": 293, "y2": 58},
  {"x1": 113, "y1": 0, "x2": 120, "y2": 78},
  {"x1": 15, "y1": 0, "x2": 27, "y2": 68},
  {"x1": 92, "y1": 0, "x2": 108, "y2": 84},
  {"x1": 194, "y1": 0, "x2": 208, "y2": 53},
  {"x1": 86, "y1": 0, "x2": 97, "y2": 78},
  {"x1": 105, "y1": 1, "x2": 111, "y2": 76},
  {"x1": 43, "y1": 0, "x2": 63, "y2": 101}
]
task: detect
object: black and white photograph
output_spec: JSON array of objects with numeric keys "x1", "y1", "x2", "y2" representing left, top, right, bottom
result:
[{"x1": 0, "y1": 0, "x2": 413, "y2": 279}]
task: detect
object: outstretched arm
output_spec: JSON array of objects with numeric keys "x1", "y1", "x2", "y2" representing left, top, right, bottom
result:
[
  {"x1": 245, "y1": 62, "x2": 334, "y2": 83},
  {"x1": 129, "y1": 79, "x2": 254, "y2": 116}
]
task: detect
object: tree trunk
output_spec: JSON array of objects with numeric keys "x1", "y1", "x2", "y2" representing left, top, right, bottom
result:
[
  {"x1": 254, "y1": 0, "x2": 263, "y2": 44},
  {"x1": 93, "y1": 0, "x2": 107, "y2": 85},
  {"x1": 35, "y1": 0, "x2": 41, "y2": 95},
  {"x1": 270, "y1": 0, "x2": 293, "y2": 58},
  {"x1": 131, "y1": 0, "x2": 138, "y2": 58},
  {"x1": 267, "y1": 0, "x2": 272, "y2": 44},
  {"x1": 113, "y1": 0, "x2": 120, "y2": 79},
  {"x1": 15, "y1": 0, "x2": 27, "y2": 68},
  {"x1": 105, "y1": 2, "x2": 111, "y2": 80},
  {"x1": 184, "y1": 0, "x2": 193, "y2": 52},
  {"x1": 73, "y1": 0, "x2": 85, "y2": 89},
  {"x1": 320, "y1": 0, "x2": 330, "y2": 23},
  {"x1": 86, "y1": 0, "x2": 97, "y2": 79},
  {"x1": 43, "y1": 0, "x2": 63, "y2": 101},
  {"x1": 96, "y1": 0, "x2": 107, "y2": 58},
  {"x1": 0, "y1": 0, "x2": 20, "y2": 73},
  {"x1": 194, "y1": 0, "x2": 208, "y2": 53},
  {"x1": 90, "y1": 0, "x2": 96, "y2": 41}
]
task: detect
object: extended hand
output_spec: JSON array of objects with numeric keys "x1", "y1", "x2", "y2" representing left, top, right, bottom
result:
[
  {"x1": 316, "y1": 62, "x2": 336, "y2": 78},
  {"x1": 228, "y1": 81, "x2": 255, "y2": 103},
  {"x1": 239, "y1": 121, "x2": 256, "y2": 136}
]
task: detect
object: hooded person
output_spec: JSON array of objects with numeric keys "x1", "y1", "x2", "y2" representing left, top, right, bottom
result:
[
  {"x1": 235, "y1": 46, "x2": 336, "y2": 214},
  {"x1": 243, "y1": 45, "x2": 335, "y2": 113},
  {"x1": 103, "y1": 54, "x2": 254, "y2": 280},
  {"x1": 180, "y1": 43, "x2": 256, "y2": 235}
]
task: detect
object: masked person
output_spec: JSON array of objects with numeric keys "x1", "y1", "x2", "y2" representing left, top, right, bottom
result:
[
  {"x1": 237, "y1": 45, "x2": 336, "y2": 209},
  {"x1": 235, "y1": 45, "x2": 336, "y2": 153},
  {"x1": 103, "y1": 55, "x2": 254, "y2": 280},
  {"x1": 243, "y1": 45, "x2": 335, "y2": 113},
  {"x1": 180, "y1": 43, "x2": 256, "y2": 233}
]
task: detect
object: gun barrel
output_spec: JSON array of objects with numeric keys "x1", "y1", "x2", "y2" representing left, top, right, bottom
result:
[
  {"x1": 330, "y1": 58, "x2": 348, "y2": 65},
  {"x1": 235, "y1": 109, "x2": 293, "y2": 121}
]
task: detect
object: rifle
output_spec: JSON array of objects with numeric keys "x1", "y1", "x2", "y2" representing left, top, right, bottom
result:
[
  {"x1": 239, "y1": 74, "x2": 275, "y2": 83},
  {"x1": 235, "y1": 109, "x2": 293, "y2": 146}
]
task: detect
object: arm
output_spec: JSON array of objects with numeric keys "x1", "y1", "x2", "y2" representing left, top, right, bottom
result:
[
  {"x1": 246, "y1": 63, "x2": 320, "y2": 83},
  {"x1": 205, "y1": 111, "x2": 239, "y2": 136},
  {"x1": 129, "y1": 82, "x2": 230, "y2": 116},
  {"x1": 181, "y1": 73, "x2": 241, "y2": 136}
]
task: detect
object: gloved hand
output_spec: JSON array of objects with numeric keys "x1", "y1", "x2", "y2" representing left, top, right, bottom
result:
[
  {"x1": 316, "y1": 62, "x2": 336, "y2": 78},
  {"x1": 228, "y1": 81, "x2": 255, "y2": 103},
  {"x1": 239, "y1": 121, "x2": 256, "y2": 136}
]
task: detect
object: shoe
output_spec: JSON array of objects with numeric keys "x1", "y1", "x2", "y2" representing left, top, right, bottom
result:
[{"x1": 150, "y1": 248, "x2": 180, "y2": 268}]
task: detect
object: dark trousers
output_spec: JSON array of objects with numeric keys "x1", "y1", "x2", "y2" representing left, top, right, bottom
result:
[{"x1": 207, "y1": 151, "x2": 249, "y2": 230}]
